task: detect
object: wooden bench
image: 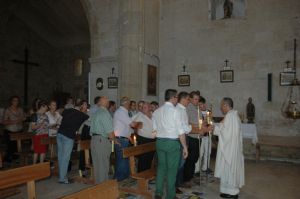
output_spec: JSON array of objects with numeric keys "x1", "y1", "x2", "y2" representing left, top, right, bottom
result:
[
  {"x1": 119, "y1": 142, "x2": 156, "y2": 199},
  {"x1": 74, "y1": 139, "x2": 94, "y2": 184},
  {"x1": 0, "y1": 162, "x2": 51, "y2": 199},
  {"x1": 60, "y1": 179, "x2": 119, "y2": 199},
  {"x1": 10, "y1": 132, "x2": 34, "y2": 165},
  {"x1": 257, "y1": 135, "x2": 300, "y2": 161},
  {"x1": 41, "y1": 136, "x2": 58, "y2": 175},
  {"x1": 41, "y1": 136, "x2": 57, "y2": 159}
]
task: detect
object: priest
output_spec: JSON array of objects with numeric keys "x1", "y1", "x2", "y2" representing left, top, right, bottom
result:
[{"x1": 213, "y1": 97, "x2": 245, "y2": 199}]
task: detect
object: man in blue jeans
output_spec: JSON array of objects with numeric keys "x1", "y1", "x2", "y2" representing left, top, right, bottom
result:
[
  {"x1": 57, "y1": 103, "x2": 89, "y2": 184},
  {"x1": 113, "y1": 97, "x2": 141, "y2": 181}
]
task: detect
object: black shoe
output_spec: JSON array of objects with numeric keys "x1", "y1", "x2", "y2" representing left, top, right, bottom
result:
[
  {"x1": 176, "y1": 187, "x2": 183, "y2": 194},
  {"x1": 220, "y1": 193, "x2": 238, "y2": 198}
]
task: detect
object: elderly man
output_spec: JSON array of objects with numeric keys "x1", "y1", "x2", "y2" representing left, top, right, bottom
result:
[
  {"x1": 153, "y1": 89, "x2": 188, "y2": 199},
  {"x1": 90, "y1": 96, "x2": 116, "y2": 184},
  {"x1": 113, "y1": 97, "x2": 140, "y2": 181},
  {"x1": 132, "y1": 102, "x2": 155, "y2": 172},
  {"x1": 214, "y1": 97, "x2": 245, "y2": 199}
]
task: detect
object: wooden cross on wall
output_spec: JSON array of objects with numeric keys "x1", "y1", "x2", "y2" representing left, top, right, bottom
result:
[{"x1": 11, "y1": 47, "x2": 39, "y2": 108}]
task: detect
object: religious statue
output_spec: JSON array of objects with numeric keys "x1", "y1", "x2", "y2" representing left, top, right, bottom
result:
[
  {"x1": 223, "y1": 0, "x2": 233, "y2": 19},
  {"x1": 246, "y1": 97, "x2": 255, "y2": 123}
]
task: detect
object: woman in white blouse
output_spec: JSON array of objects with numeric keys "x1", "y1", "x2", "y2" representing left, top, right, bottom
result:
[{"x1": 46, "y1": 100, "x2": 62, "y2": 137}]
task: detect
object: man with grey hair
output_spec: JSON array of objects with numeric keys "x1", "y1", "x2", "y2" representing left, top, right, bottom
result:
[
  {"x1": 214, "y1": 97, "x2": 245, "y2": 199},
  {"x1": 113, "y1": 96, "x2": 141, "y2": 181}
]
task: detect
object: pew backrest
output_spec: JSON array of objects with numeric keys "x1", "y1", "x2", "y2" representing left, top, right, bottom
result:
[
  {"x1": 122, "y1": 142, "x2": 156, "y2": 175},
  {"x1": 0, "y1": 162, "x2": 50, "y2": 189}
]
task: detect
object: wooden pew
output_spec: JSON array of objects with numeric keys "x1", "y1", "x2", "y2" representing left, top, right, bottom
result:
[
  {"x1": 0, "y1": 162, "x2": 51, "y2": 199},
  {"x1": 74, "y1": 139, "x2": 94, "y2": 184},
  {"x1": 10, "y1": 132, "x2": 34, "y2": 165},
  {"x1": 60, "y1": 179, "x2": 119, "y2": 199},
  {"x1": 41, "y1": 136, "x2": 57, "y2": 159},
  {"x1": 119, "y1": 142, "x2": 156, "y2": 199},
  {"x1": 41, "y1": 136, "x2": 58, "y2": 175}
]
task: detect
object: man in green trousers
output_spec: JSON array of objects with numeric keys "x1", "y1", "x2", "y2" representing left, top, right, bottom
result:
[{"x1": 152, "y1": 89, "x2": 188, "y2": 199}]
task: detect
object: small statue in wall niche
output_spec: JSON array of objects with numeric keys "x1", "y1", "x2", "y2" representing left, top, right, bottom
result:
[
  {"x1": 223, "y1": 0, "x2": 233, "y2": 19},
  {"x1": 246, "y1": 97, "x2": 255, "y2": 123}
]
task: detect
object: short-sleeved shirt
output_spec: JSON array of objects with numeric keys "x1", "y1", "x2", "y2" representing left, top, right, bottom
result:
[
  {"x1": 58, "y1": 108, "x2": 89, "y2": 139},
  {"x1": 132, "y1": 112, "x2": 154, "y2": 139},
  {"x1": 176, "y1": 103, "x2": 192, "y2": 134},
  {"x1": 152, "y1": 102, "x2": 185, "y2": 139},
  {"x1": 113, "y1": 106, "x2": 132, "y2": 137},
  {"x1": 30, "y1": 113, "x2": 49, "y2": 135},
  {"x1": 90, "y1": 106, "x2": 113, "y2": 138},
  {"x1": 4, "y1": 107, "x2": 24, "y2": 132},
  {"x1": 186, "y1": 103, "x2": 201, "y2": 138},
  {"x1": 46, "y1": 111, "x2": 62, "y2": 136}
]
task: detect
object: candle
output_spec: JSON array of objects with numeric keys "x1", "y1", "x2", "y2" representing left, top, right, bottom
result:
[
  {"x1": 133, "y1": 135, "x2": 137, "y2": 147},
  {"x1": 112, "y1": 140, "x2": 114, "y2": 153},
  {"x1": 198, "y1": 107, "x2": 202, "y2": 130},
  {"x1": 198, "y1": 118, "x2": 203, "y2": 130}
]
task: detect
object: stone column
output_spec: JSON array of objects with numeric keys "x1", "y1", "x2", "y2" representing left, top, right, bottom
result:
[{"x1": 118, "y1": 0, "x2": 145, "y2": 101}]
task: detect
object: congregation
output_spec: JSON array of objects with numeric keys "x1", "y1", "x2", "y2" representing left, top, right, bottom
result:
[{"x1": 0, "y1": 89, "x2": 244, "y2": 199}]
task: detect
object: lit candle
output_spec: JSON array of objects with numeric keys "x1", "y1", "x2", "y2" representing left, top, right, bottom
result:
[
  {"x1": 112, "y1": 140, "x2": 114, "y2": 153},
  {"x1": 199, "y1": 118, "x2": 203, "y2": 130},
  {"x1": 133, "y1": 135, "x2": 137, "y2": 147},
  {"x1": 198, "y1": 107, "x2": 202, "y2": 130}
]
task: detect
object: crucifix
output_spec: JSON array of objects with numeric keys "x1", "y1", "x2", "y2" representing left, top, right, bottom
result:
[
  {"x1": 225, "y1": 59, "x2": 229, "y2": 67},
  {"x1": 11, "y1": 47, "x2": 39, "y2": 108}
]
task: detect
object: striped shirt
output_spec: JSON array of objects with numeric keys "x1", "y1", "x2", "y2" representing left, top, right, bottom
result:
[{"x1": 90, "y1": 106, "x2": 113, "y2": 138}]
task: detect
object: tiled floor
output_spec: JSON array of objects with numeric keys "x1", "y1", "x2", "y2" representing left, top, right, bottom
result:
[{"x1": 4, "y1": 160, "x2": 300, "y2": 199}]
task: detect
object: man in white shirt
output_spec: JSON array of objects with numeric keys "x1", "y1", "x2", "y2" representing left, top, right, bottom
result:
[
  {"x1": 152, "y1": 89, "x2": 188, "y2": 199},
  {"x1": 214, "y1": 97, "x2": 244, "y2": 199},
  {"x1": 113, "y1": 96, "x2": 140, "y2": 181},
  {"x1": 175, "y1": 92, "x2": 192, "y2": 193},
  {"x1": 132, "y1": 102, "x2": 155, "y2": 172}
]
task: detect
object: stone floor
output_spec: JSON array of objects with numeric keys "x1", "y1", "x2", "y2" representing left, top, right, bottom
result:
[{"x1": 4, "y1": 160, "x2": 300, "y2": 199}]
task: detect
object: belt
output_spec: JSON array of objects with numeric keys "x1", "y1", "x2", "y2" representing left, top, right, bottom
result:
[
  {"x1": 92, "y1": 134, "x2": 109, "y2": 139},
  {"x1": 115, "y1": 136, "x2": 129, "y2": 140},
  {"x1": 157, "y1": 137, "x2": 179, "y2": 141}
]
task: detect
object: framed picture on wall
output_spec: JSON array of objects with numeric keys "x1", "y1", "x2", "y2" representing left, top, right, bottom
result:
[
  {"x1": 178, "y1": 75, "x2": 190, "y2": 87},
  {"x1": 108, "y1": 77, "x2": 118, "y2": 89},
  {"x1": 280, "y1": 72, "x2": 296, "y2": 86},
  {"x1": 147, "y1": 65, "x2": 157, "y2": 96},
  {"x1": 220, "y1": 70, "x2": 234, "y2": 83}
]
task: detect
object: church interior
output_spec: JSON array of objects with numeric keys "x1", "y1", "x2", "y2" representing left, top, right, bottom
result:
[{"x1": 0, "y1": 0, "x2": 299, "y2": 199}]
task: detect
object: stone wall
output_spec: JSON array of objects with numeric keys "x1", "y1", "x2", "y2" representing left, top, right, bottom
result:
[
  {"x1": 0, "y1": 15, "x2": 90, "y2": 108},
  {"x1": 159, "y1": 0, "x2": 300, "y2": 137}
]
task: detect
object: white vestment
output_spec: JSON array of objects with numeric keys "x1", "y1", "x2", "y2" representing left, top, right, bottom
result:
[{"x1": 214, "y1": 110, "x2": 245, "y2": 195}]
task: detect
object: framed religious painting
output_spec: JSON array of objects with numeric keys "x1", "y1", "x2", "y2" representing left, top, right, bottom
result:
[
  {"x1": 108, "y1": 77, "x2": 118, "y2": 89},
  {"x1": 220, "y1": 70, "x2": 234, "y2": 83},
  {"x1": 178, "y1": 75, "x2": 190, "y2": 87},
  {"x1": 147, "y1": 65, "x2": 157, "y2": 96},
  {"x1": 280, "y1": 72, "x2": 296, "y2": 86}
]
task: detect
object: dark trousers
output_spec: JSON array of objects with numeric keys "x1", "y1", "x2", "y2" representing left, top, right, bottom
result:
[
  {"x1": 137, "y1": 135, "x2": 155, "y2": 172},
  {"x1": 114, "y1": 137, "x2": 130, "y2": 181},
  {"x1": 78, "y1": 125, "x2": 91, "y2": 171},
  {"x1": 4, "y1": 129, "x2": 19, "y2": 162},
  {"x1": 183, "y1": 136, "x2": 200, "y2": 182}
]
